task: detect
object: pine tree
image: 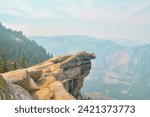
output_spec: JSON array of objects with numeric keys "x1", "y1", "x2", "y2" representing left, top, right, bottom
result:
[
  {"x1": 50, "y1": 53, "x2": 53, "y2": 58},
  {"x1": 0, "y1": 49, "x2": 8, "y2": 73},
  {"x1": 11, "y1": 61, "x2": 17, "y2": 70},
  {"x1": 19, "y1": 56, "x2": 27, "y2": 68},
  {"x1": 0, "y1": 62, "x2": 3, "y2": 73}
]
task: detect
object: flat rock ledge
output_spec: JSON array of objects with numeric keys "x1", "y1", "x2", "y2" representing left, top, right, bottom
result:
[{"x1": 0, "y1": 51, "x2": 96, "y2": 100}]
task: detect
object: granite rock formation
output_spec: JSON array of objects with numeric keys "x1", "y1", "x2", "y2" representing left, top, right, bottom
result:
[
  {"x1": 0, "y1": 75, "x2": 32, "y2": 100},
  {"x1": 0, "y1": 51, "x2": 96, "y2": 100}
]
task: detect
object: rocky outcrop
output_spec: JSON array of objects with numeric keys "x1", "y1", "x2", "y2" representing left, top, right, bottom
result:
[
  {"x1": 0, "y1": 51, "x2": 96, "y2": 100},
  {"x1": 0, "y1": 75, "x2": 32, "y2": 100}
]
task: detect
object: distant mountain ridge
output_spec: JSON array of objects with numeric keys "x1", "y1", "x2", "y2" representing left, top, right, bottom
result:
[{"x1": 31, "y1": 35, "x2": 150, "y2": 99}]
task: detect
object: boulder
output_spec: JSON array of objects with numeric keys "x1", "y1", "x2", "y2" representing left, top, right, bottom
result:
[
  {"x1": 17, "y1": 71, "x2": 39, "y2": 92},
  {"x1": 1, "y1": 69, "x2": 27, "y2": 83},
  {"x1": 28, "y1": 69, "x2": 42, "y2": 81},
  {"x1": 49, "y1": 81, "x2": 76, "y2": 100},
  {"x1": 31, "y1": 88, "x2": 54, "y2": 100},
  {"x1": 9, "y1": 83, "x2": 32, "y2": 100}
]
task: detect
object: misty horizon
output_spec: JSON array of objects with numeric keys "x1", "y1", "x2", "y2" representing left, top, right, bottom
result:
[{"x1": 0, "y1": 0, "x2": 149, "y2": 42}]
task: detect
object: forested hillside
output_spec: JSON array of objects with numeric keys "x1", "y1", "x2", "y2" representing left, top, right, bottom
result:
[{"x1": 0, "y1": 23, "x2": 51, "y2": 73}]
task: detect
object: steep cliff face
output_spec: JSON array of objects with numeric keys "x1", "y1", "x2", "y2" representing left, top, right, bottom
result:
[{"x1": 0, "y1": 51, "x2": 96, "y2": 100}]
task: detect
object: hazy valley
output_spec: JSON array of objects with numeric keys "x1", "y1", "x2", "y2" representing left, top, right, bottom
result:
[{"x1": 31, "y1": 36, "x2": 150, "y2": 99}]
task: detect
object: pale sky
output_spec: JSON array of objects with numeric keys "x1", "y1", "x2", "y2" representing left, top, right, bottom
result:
[{"x1": 0, "y1": 0, "x2": 150, "y2": 41}]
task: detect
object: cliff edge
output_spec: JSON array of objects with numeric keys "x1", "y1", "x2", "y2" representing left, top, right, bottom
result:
[{"x1": 0, "y1": 51, "x2": 96, "y2": 100}]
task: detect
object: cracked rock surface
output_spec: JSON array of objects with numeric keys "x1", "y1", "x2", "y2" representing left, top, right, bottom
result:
[{"x1": 0, "y1": 51, "x2": 96, "y2": 100}]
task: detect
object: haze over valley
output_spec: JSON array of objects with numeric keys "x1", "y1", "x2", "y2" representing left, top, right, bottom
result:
[{"x1": 31, "y1": 36, "x2": 150, "y2": 99}]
